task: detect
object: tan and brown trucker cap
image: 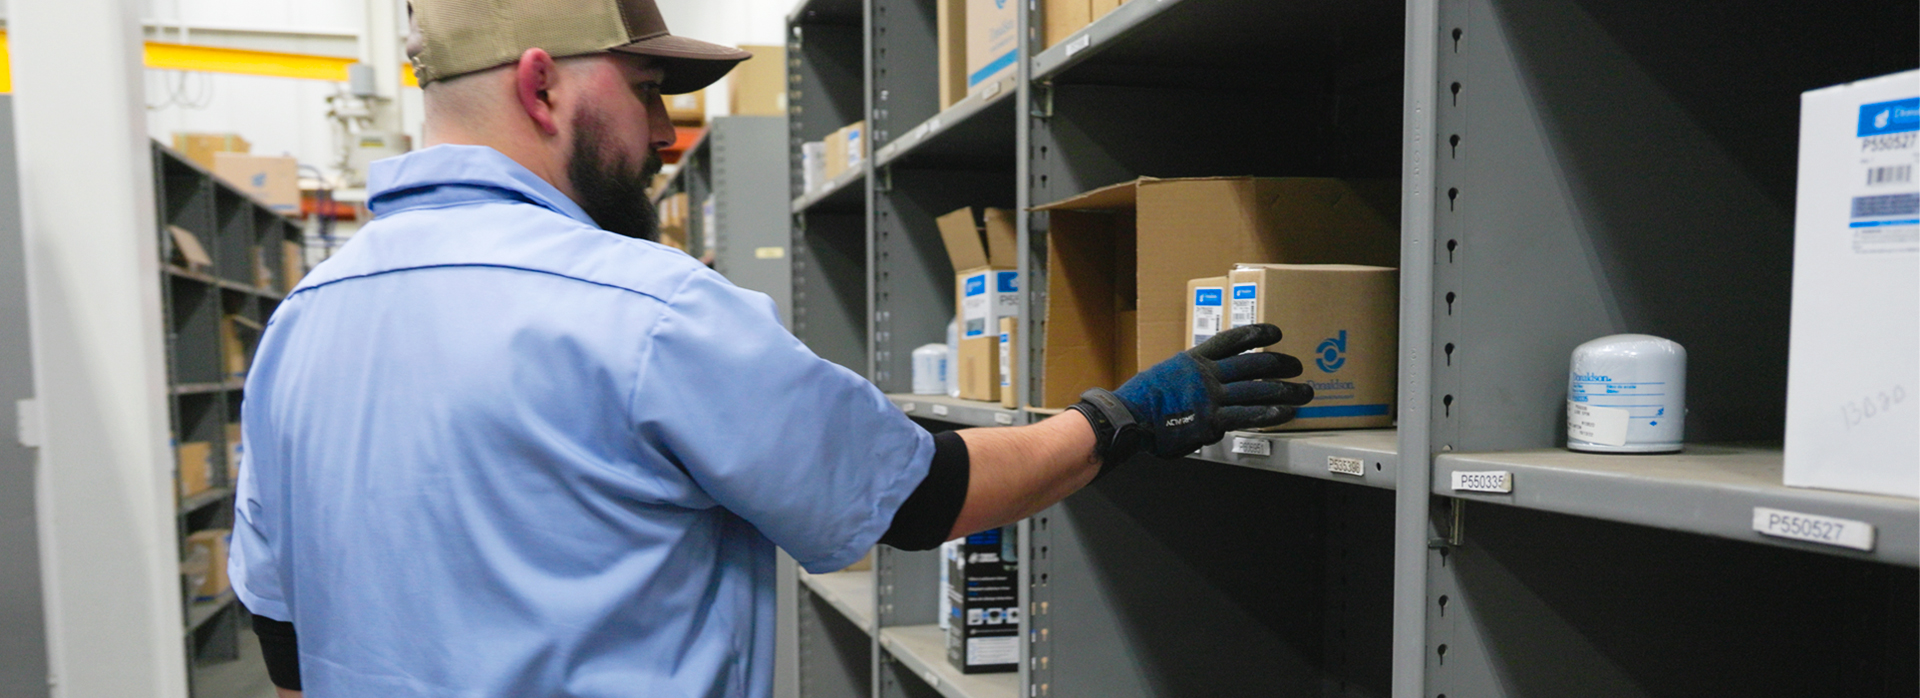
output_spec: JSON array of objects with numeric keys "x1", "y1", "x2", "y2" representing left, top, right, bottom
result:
[{"x1": 406, "y1": 0, "x2": 752, "y2": 94}]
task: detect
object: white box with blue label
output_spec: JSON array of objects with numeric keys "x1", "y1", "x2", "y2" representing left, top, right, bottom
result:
[
  {"x1": 937, "y1": 207, "x2": 1019, "y2": 401},
  {"x1": 1784, "y1": 70, "x2": 1919, "y2": 499},
  {"x1": 965, "y1": 0, "x2": 1016, "y2": 94},
  {"x1": 1226, "y1": 264, "x2": 1397, "y2": 430},
  {"x1": 1185, "y1": 276, "x2": 1227, "y2": 349}
]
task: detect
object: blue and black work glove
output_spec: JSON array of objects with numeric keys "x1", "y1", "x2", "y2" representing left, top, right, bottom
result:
[{"x1": 1068, "y1": 323, "x2": 1311, "y2": 474}]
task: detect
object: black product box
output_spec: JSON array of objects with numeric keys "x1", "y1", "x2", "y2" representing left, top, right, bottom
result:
[{"x1": 946, "y1": 526, "x2": 1020, "y2": 674}]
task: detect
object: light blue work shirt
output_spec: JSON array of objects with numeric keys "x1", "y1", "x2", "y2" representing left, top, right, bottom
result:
[{"x1": 230, "y1": 144, "x2": 934, "y2": 697}]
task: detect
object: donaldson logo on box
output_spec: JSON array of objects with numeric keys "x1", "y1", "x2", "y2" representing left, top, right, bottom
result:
[
  {"x1": 1194, "y1": 288, "x2": 1222, "y2": 306},
  {"x1": 1232, "y1": 285, "x2": 1256, "y2": 300},
  {"x1": 996, "y1": 271, "x2": 1018, "y2": 293},
  {"x1": 1316, "y1": 330, "x2": 1348, "y2": 372},
  {"x1": 1858, "y1": 97, "x2": 1920, "y2": 137},
  {"x1": 965, "y1": 275, "x2": 986, "y2": 296}
]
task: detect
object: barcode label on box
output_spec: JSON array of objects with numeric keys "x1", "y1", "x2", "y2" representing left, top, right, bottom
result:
[
  {"x1": 932, "y1": 404, "x2": 950, "y2": 416},
  {"x1": 1230, "y1": 437, "x2": 1271, "y2": 456},
  {"x1": 1451, "y1": 470, "x2": 1513, "y2": 493},
  {"x1": 1328, "y1": 456, "x2": 1365, "y2": 476},
  {"x1": 1752, "y1": 507, "x2": 1875, "y2": 551},
  {"x1": 1867, "y1": 164, "x2": 1912, "y2": 185}
]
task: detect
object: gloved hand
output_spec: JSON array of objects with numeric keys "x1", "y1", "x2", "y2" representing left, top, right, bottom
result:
[{"x1": 1069, "y1": 323, "x2": 1311, "y2": 473}]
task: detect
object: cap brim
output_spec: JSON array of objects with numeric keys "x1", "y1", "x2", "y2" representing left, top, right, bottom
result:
[{"x1": 611, "y1": 36, "x2": 753, "y2": 94}]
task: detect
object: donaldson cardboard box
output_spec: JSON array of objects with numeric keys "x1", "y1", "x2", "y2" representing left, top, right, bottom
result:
[
  {"x1": 938, "y1": 0, "x2": 968, "y2": 107},
  {"x1": 177, "y1": 441, "x2": 213, "y2": 499},
  {"x1": 937, "y1": 206, "x2": 1019, "y2": 401},
  {"x1": 1784, "y1": 70, "x2": 1919, "y2": 499},
  {"x1": 1228, "y1": 264, "x2": 1397, "y2": 430},
  {"x1": 172, "y1": 132, "x2": 249, "y2": 170},
  {"x1": 966, "y1": 0, "x2": 1016, "y2": 93},
  {"x1": 729, "y1": 45, "x2": 788, "y2": 116},
  {"x1": 823, "y1": 122, "x2": 865, "y2": 181},
  {"x1": 1033, "y1": 177, "x2": 1398, "y2": 408},
  {"x1": 184, "y1": 529, "x2": 232, "y2": 600},
  {"x1": 213, "y1": 153, "x2": 300, "y2": 214},
  {"x1": 945, "y1": 526, "x2": 1019, "y2": 674},
  {"x1": 1186, "y1": 276, "x2": 1227, "y2": 349},
  {"x1": 666, "y1": 90, "x2": 705, "y2": 124},
  {"x1": 282, "y1": 240, "x2": 307, "y2": 293},
  {"x1": 167, "y1": 225, "x2": 213, "y2": 272},
  {"x1": 1042, "y1": 0, "x2": 1121, "y2": 49},
  {"x1": 801, "y1": 141, "x2": 826, "y2": 192}
]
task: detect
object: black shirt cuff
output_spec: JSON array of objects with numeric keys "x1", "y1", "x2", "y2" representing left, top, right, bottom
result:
[{"x1": 879, "y1": 431, "x2": 970, "y2": 551}]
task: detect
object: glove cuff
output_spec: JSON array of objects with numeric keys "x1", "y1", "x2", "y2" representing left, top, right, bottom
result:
[{"x1": 1070, "y1": 388, "x2": 1145, "y2": 478}]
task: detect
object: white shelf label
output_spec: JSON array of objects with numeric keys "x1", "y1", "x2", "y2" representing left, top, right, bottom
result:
[
  {"x1": 1752, "y1": 507, "x2": 1875, "y2": 551},
  {"x1": 1064, "y1": 34, "x2": 1092, "y2": 57},
  {"x1": 900, "y1": 402, "x2": 916, "y2": 413},
  {"x1": 932, "y1": 404, "x2": 950, "y2": 417},
  {"x1": 1328, "y1": 456, "x2": 1364, "y2": 477},
  {"x1": 981, "y1": 81, "x2": 1003, "y2": 100},
  {"x1": 1230, "y1": 437, "x2": 1271, "y2": 456},
  {"x1": 922, "y1": 670, "x2": 940, "y2": 687},
  {"x1": 1451, "y1": 470, "x2": 1513, "y2": 493},
  {"x1": 994, "y1": 413, "x2": 1014, "y2": 425}
]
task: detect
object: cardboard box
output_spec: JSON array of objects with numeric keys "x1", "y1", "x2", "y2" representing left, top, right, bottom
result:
[
  {"x1": 729, "y1": 45, "x2": 788, "y2": 116},
  {"x1": 666, "y1": 90, "x2": 705, "y2": 124},
  {"x1": 1033, "y1": 177, "x2": 1398, "y2": 408},
  {"x1": 1043, "y1": 0, "x2": 1091, "y2": 50},
  {"x1": 966, "y1": 0, "x2": 1016, "y2": 92},
  {"x1": 823, "y1": 121, "x2": 866, "y2": 181},
  {"x1": 172, "y1": 132, "x2": 249, "y2": 170},
  {"x1": 167, "y1": 225, "x2": 213, "y2": 272},
  {"x1": 998, "y1": 317, "x2": 1019, "y2": 409},
  {"x1": 1186, "y1": 276, "x2": 1227, "y2": 349},
  {"x1": 802, "y1": 141, "x2": 827, "y2": 192},
  {"x1": 1229, "y1": 264, "x2": 1397, "y2": 430},
  {"x1": 220, "y1": 314, "x2": 263, "y2": 378},
  {"x1": 184, "y1": 529, "x2": 232, "y2": 600},
  {"x1": 282, "y1": 240, "x2": 307, "y2": 294},
  {"x1": 945, "y1": 526, "x2": 1019, "y2": 674},
  {"x1": 225, "y1": 422, "x2": 244, "y2": 484},
  {"x1": 937, "y1": 207, "x2": 1020, "y2": 401},
  {"x1": 1783, "y1": 70, "x2": 1919, "y2": 499},
  {"x1": 938, "y1": 0, "x2": 968, "y2": 107},
  {"x1": 213, "y1": 153, "x2": 300, "y2": 214},
  {"x1": 177, "y1": 441, "x2": 213, "y2": 499}
]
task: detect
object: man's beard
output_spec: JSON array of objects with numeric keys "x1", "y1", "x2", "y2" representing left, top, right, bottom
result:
[{"x1": 568, "y1": 110, "x2": 663, "y2": 240}]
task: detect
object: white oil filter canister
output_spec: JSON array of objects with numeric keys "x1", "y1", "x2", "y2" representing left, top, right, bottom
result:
[
  {"x1": 912, "y1": 343, "x2": 949, "y2": 395},
  {"x1": 1566, "y1": 334, "x2": 1686, "y2": 453}
]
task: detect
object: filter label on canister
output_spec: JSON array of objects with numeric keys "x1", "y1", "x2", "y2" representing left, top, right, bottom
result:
[{"x1": 1567, "y1": 401, "x2": 1630, "y2": 446}]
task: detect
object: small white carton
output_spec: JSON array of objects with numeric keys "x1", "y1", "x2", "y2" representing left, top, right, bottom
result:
[{"x1": 1783, "y1": 70, "x2": 1919, "y2": 499}]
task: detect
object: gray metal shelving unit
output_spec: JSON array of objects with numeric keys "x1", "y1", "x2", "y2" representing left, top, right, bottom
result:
[
  {"x1": 152, "y1": 142, "x2": 307, "y2": 696},
  {"x1": 654, "y1": 116, "x2": 795, "y2": 326},
  {"x1": 782, "y1": 0, "x2": 1920, "y2": 695}
]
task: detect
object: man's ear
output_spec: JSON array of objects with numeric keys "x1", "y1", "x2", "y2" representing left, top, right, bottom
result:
[{"x1": 514, "y1": 48, "x2": 562, "y2": 136}]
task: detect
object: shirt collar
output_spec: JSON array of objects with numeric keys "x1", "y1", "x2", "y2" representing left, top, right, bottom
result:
[{"x1": 366, "y1": 144, "x2": 597, "y2": 228}]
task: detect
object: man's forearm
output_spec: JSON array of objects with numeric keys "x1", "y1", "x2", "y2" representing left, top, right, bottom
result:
[{"x1": 948, "y1": 412, "x2": 1100, "y2": 539}]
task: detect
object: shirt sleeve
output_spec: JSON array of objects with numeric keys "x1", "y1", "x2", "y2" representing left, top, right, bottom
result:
[
  {"x1": 229, "y1": 406, "x2": 292, "y2": 622},
  {"x1": 631, "y1": 267, "x2": 935, "y2": 573}
]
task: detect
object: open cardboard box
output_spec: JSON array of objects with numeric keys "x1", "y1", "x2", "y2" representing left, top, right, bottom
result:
[
  {"x1": 1033, "y1": 176, "x2": 1398, "y2": 409},
  {"x1": 936, "y1": 206, "x2": 1019, "y2": 402}
]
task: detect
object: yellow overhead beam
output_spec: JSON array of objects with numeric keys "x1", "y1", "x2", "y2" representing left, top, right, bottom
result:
[{"x1": 0, "y1": 30, "x2": 417, "y2": 93}]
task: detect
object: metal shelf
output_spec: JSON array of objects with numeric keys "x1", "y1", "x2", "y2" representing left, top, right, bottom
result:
[
  {"x1": 164, "y1": 264, "x2": 285, "y2": 300},
  {"x1": 873, "y1": 74, "x2": 1017, "y2": 170},
  {"x1": 170, "y1": 379, "x2": 244, "y2": 395},
  {"x1": 887, "y1": 394, "x2": 1021, "y2": 428},
  {"x1": 184, "y1": 590, "x2": 235, "y2": 633},
  {"x1": 178, "y1": 486, "x2": 233, "y2": 516},
  {"x1": 790, "y1": 167, "x2": 866, "y2": 214},
  {"x1": 1435, "y1": 445, "x2": 1919, "y2": 566},
  {"x1": 650, "y1": 128, "x2": 709, "y2": 206},
  {"x1": 1189, "y1": 428, "x2": 1398, "y2": 489},
  {"x1": 880, "y1": 624, "x2": 1020, "y2": 698},
  {"x1": 1029, "y1": 0, "x2": 1401, "y2": 85},
  {"x1": 798, "y1": 569, "x2": 875, "y2": 635},
  {"x1": 787, "y1": 0, "x2": 861, "y2": 25}
]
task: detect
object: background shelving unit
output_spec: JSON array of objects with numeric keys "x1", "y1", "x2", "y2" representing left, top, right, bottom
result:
[
  {"x1": 152, "y1": 142, "x2": 306, "y2": 696},
  {"x1": 654, "y1": 116, "x2": 795, "y2": 325},
  {"x1": 781, "y1": 0, "x2": 1920, "y2": 695}
]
